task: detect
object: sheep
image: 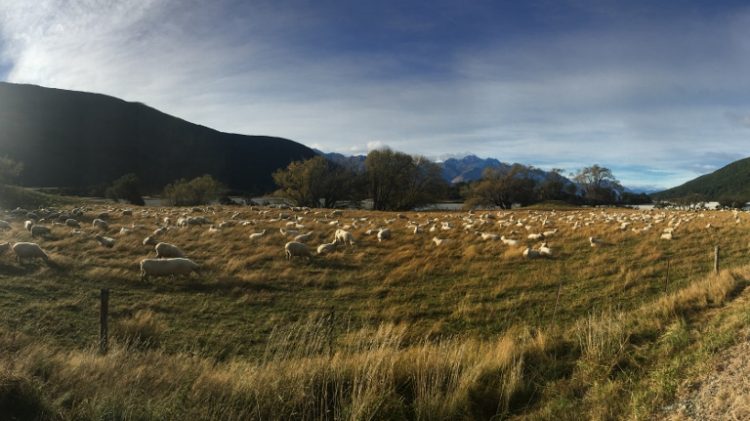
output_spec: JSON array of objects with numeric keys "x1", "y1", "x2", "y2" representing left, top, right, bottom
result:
[
  {"x1": 432, "y1": 236, "x2": 447, "y2": 246},
  {"x1": 377, "y1": 228, "x2": 391, "y2": 242},
  {"x1": 500, "y1": 236, "x2": 519, "y2": 246},
  {"x1": 95, "y1": 235, "x2": 115, "y2": 248},
  {"x1": 293, "y1": 231, "x2": 314, "y2": 243},
  {"x1": 660, "y1": 232, "x2": 673, "y2": 241},
  {"x1": 143, "y1": 236, "x2": 158, "y2": 246},
  {"x1": 65, "y1": 219, "x2": 81, "y2": 228},
  {"x1": 153, "y1": 227, "x2": 168, "y2": 236},
  {"x1": 285, "y1": 241, "x2": 313, "y2": 260},
  {"x1": 30, "y1": 225, "x2": 51, "y2": 238},
  {"x1": 0, "y1": 220, "x2": 11, "y2": 230},
  {"x1": 334, "y1": 229, "x2": 355, "y2": 246},
  {"x1": 24, "y1": 220, "x2": 34, "y2": 231},
  {"x1": 317, "y1": 242, "x2": 337, "y2": 255},
  {"x1": 249, "y1": 230, "x2": 266, "y2": 240},
  {"x1": 119, "y1": 227, "x2": 133, "y2": 235},
  {"x1": 538, "y1": 242, "x2": 552, "y2": 257},
  {"x1": 527, "y1": 233, "x2": 545, "y2": 241},
  {"x1": 479, "y1": 232, "x2": 499, "y2": 241},
  {"x1": 12, "y1": 242, "x2": 49, "y2": 263},
  {"x1": 523, "y1": 247, "x2": 541, "y2": 259},
  {"x1": 140, "y1": 258, "x2": 199, "y2": 280},
  {"x1": 92, "y1": 219, "x2": 109, "y2": 231},
  {"x1": 155, "y1": 242, "x2": 185, "y2": 258},
  {"x1": 0, "y1": 242, "x2": 10, "y2": 253}
]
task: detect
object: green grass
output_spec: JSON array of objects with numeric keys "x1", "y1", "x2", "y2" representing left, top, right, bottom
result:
[{"x1": 1, "y1": 205, "x2": 750, "y2": 419}]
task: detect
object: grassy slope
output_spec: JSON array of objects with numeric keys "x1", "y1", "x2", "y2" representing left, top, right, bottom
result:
[
  {"x1": 653, "y1": 156, "x2": 750, "y2": 200},
  {"x1": 1, "y1": 205, "x2": 750, "y2": 419},
  {"x1": 0, "y1": 185, "x2": 77, "y2": 209}
]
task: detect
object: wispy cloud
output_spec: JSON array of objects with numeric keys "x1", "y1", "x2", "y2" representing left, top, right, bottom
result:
[{"x1": 1, "y1": 0, "x2": 749, "y2": 189}]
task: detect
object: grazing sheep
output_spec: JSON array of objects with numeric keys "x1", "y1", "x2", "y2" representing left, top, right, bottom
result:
[
  {"x1": 538, "y1": 242, "x2": 552, "y2": 257},
  {"x1": 119, "y1": 227, "x2": 133, "y2": 235},
  {"x1": 30, "y1": 225, "x2": 51, "y2": 238},
  {"x1": 249, "y1": 230, "x2": 266, "y2": 240},
  {"x1": 140, "y1": 258, "x2": 199, "y2": 280},
  {"x1": 294, "y1": 231, "x2": 314, "y2": 243},
  {"x1": 479, "y1": 232, "x2": 499, "y2": 241},
  {"x1": 0, "y1": 242, "x2": 10, "y2": 253},
  {"x1": 527, "y1": 233, "x2": 544, "y2": 241},
  {"x1": 65, "y1": 219, "x2": 81, "y2": 228},
  {"x1": 377, "y1": 228, "x2": 391, "y2": 242},
  {"x1": 589, "y1": 237, "x2": 604, "y2": 247},
  {"x1": 660, "y1": 232, "x2": 673, "y2": 240},
  {"x1": 153, "y1": 227, "x2": 168, "y2": 236},
  {"x1": 523, "y1": 247, "x2": 541, "y2": 259},
  {"x1": 143, "y1": 236, "x2": 158, "y2": 246},
  {"x1": 500, "y1": 236, "x2": 519, "y2": 246},
  {"x1": 155, "y1": 242, "x2": 185, "y2": 258},
  {"x1": 12, "y1": 242, "x2": 49, "y2": 263},
  {"x1": 95, "y1": 235, "x2": 116, "y2": 248},
  {"x1": 0, "y1": 220, "x2": 11, "y2": 230},
  {"x1": 24, "y1": 220, "x2": 34, "y2": 231},
  {"x1": 285, "y1": 241, "x2": 313, "y2": 260},
  {"x1": 317, "y1": 242, "x2": 337, "y2": 255},
  {"x1": 432, "y1": 236, "x2": 447, "y2": 246},
  {"x1": 92, "y1": 219, "x2": 109, "y2": 231},
  {"x1": 334, "y1": 229, "x2": 355, "y2": 246}
]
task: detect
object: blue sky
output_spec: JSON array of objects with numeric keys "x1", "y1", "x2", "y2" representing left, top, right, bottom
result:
[{"x1": 1, "y1": 0, "x2": 749, "y2": 191}]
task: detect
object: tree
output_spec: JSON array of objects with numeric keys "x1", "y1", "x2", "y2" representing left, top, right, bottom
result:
[
  {"x1": 365, "y1": 148, "x2": 447, "y2": 211},
  {"x1": 536, "y1": 168, "x2": 570, "y2": 202},
  {"x1": 0, "y1": 156, "x2": 23, "y2": 184},
  {"x1": 272, "y1": 156, "x2": 357, "y2": 208},
  {"x1": 464, "y1": 164, "x2": 537, "y2": 209},
  {"x1": 105, "y1": 173, "x2": 145, "y2": 205},
  {"x1": 163, "y1": 175, "x2": 226, "y2": 206},
  {"x1": 573, "y1": 165, "x2": 623, "y2": 204}
]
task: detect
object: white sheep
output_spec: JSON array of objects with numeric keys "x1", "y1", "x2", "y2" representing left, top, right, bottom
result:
[
  {"x1": 293, "y1": 231, "x2": 314, "y2": 243},
  {"x1": 65, "y1": 219, "x2": 81, "y2": 228},
  {"x1": 140, "y1": 258, "x2": 199, "y2": 280},
  {"x1": 24, "y1": 220, "x2": 34, "y2": 231},
  {"x1": 12, "y1": 242, "x2": 49, "y2": 263},
  {"x1": 479, "y1": 232, "x2": 499, "y2": 241},
  {"x1": 523, "y1": 247, "x2": 541, "y2": 259},
  {"x1": 500, "y1": 236, "x2": 519, "y2": 246},
  {"x1": 285, "y1": 241, "x2": 313, "y2": 260},
  {"x1": 432, "y1": 236, "x2": 447, "y2": 246},
  {"x1": 92, "y1": 219, "x2": 109, "y2": 231},
  {"x1": 538, "y1": 242, "x2": 552, "y2": 257},
  {"x1": 155, "y1": 242, "x2": 185, "y2": 258},
  {"x1": 334, "y1": 229, "x2": 355, "y2": 246},
  {"x1": 589, "y1": 237, "x2": 604, "y2": 247},
  {"x1": 249, "y1": 230, "x2": 266, "y2": 240},
  {"x1": 660, "y1": 232, "x2": 673, "y2": 240},
  {"x1": 143, "y1": 236, "x2": 158, "y2": 246},
  {"x1": 0, "y1": 220, "x2": 11, "y2": 230},
  {"x1": 0, "y1": 242, "x2": 10, "y2": 253},
  {"x1": 95, "y1": 235, "x2": 115, "y2": 248},
  {"x1": 527, "y1": 233, "x2": 544, "y2": 241},
  {"x1": 317, "y1": 242, "x2": 337, "y2": 255},
  {"x1": 377, "y1": 228, "x2": 391, "y2": 242}
]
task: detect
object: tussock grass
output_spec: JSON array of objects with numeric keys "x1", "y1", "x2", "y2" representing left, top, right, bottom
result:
[{"x1": 2, "y1": 205, "x2": 750, "y2": 418}]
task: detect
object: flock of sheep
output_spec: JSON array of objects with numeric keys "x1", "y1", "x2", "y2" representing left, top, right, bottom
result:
[{"x1": 0, "y1": 204, "x2": 745, "y2": 282}]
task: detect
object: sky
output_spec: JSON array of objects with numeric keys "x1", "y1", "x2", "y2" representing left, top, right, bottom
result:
[{"x1": 1, "y1": 0, "x2": 749, "y2": 191}]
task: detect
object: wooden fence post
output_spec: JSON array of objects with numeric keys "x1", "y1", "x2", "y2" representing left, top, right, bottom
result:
[
  {"x1": 100, "y1": 288, "x2": 109, "y2": 355},
  {"x1": 714, "y1": 245, "x2": 720, "y2": 274}
]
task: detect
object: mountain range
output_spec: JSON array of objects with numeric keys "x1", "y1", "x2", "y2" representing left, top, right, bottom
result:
[
  {"x1": 0, "y1": 82, "x2": 315, "y2": 195},
  {"x1": 651, "y1": 157, "x2": 750, "y2": 201}
]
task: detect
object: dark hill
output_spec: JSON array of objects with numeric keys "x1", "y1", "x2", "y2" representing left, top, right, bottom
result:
[
  {"x1": 652, "y1": 157, "x2": 750, "y2": 200},
  {"x1": 0, "y1": 82, "x2": 315, "y2": 195}
]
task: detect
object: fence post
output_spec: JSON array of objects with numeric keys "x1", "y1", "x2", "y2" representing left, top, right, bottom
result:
[
  {"x1": 665, "y1": 259, "x2": 671, "y2": 293},
  {"x1": 100, "y1": 288, "x2": 109, "y2": 355},
  {"x1": 714, "y1": 245, "x2": 720, "y2": 274}
]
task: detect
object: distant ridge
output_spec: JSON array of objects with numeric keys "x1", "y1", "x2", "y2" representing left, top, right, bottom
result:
[
  {"x1": 652, "y1": 157, "x2": 750, "y2": 201},
  {"x1": 0, "y1": 82, "x2": 316, "y2": 195}
]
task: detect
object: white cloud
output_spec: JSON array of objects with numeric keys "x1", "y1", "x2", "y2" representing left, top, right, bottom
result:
[{"x1": 1, "y1": 1, "x2": 750, "y2": 189}]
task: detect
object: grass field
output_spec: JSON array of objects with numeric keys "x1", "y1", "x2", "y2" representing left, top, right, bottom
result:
[{"x1": 2, "y1": 204, "x2": 750, "y2": 419}]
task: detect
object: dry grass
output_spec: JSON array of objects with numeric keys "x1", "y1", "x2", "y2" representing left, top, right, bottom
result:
[{"x1": 1, "y1": 205, "x2": 750, "y2": 419}]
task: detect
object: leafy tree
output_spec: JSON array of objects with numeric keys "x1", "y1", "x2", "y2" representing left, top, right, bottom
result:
[
  {"x1": 273, "y1": 156, "x2": 357, "y2": 208},
  {"x1": 536, "y1": 168, "x2": 570, "y2": 202},
  {"x1": 718, "y1": 194, "x2": 747, "y2": 209},
  {"x1": 163, "y1": 175, "x2": 226, "y2": 206},
  {"x1": 573, "y1": 165, "x2": 623, "y2": 204},
  {"x1": 464, "y1": 164, "x2": 537, "y2": 209},
  {"x1": 365, "y1": 148, "x2": 447, "y2": 211},
  {"x1": 105, "y1": 173, "x2": 145, "y2": 205},
  {"x1": 0, "y1": 155, "x2": 23, "y2": 184}
]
